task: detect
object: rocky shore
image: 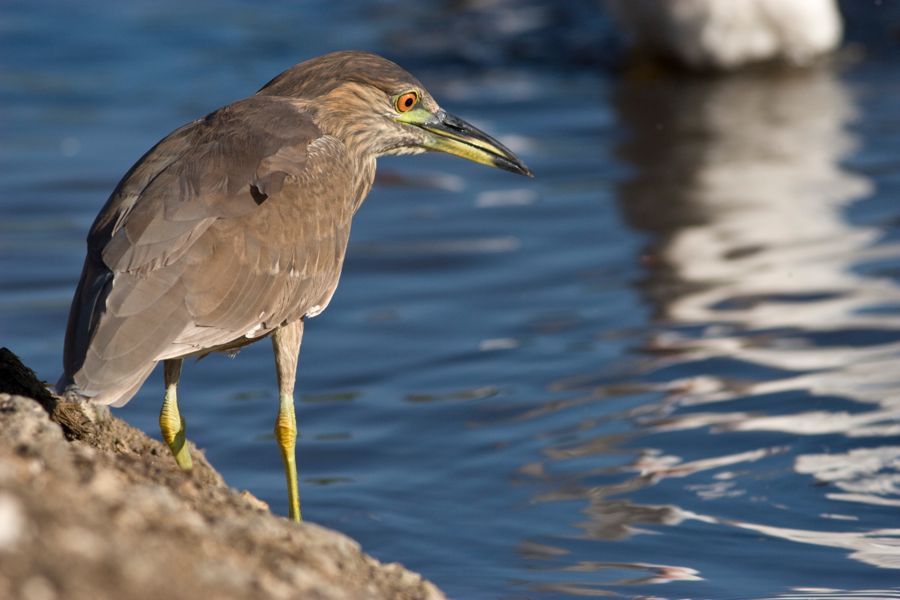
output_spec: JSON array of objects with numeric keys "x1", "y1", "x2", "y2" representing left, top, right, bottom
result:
[{"x1": 0, "y1": 348, "x2": 445, "y2": 600}]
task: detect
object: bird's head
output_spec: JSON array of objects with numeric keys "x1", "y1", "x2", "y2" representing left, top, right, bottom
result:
[{"x1": 257, "y1": 51, "x2": 532, "y2": 177}]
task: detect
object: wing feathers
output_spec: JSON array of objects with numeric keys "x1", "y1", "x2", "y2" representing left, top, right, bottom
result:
[
  {"x1": 104, "y1": 267, "x2": 184, "y2": 318},
  {"x1": 60, "y1": 96, "x2": 368, "y2": 406}
]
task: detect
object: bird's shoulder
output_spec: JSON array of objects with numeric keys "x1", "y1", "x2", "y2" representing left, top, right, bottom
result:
[{"x1": 91, "y1": 96, "x2": 351, "y2": 274}]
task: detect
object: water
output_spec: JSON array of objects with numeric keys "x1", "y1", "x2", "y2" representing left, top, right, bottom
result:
[{"x1": 2, "y1": 1, "x2": 900, "y2": 598}]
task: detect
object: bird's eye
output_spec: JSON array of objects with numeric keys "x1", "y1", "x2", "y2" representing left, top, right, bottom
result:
[{"x1": 395, "y1": 91, "x2": 418, "y2": 113}]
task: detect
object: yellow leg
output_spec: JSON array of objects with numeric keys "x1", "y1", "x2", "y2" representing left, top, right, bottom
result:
[
  {"x1": 272, "y1": 320, "x2": 304, "y2": 522},
  {"x1": 159, "y1": 359, "x2": 192, "y2": 471},
  {"x1": 275, "y1": 392, "x2": 300, "y2": 521}
]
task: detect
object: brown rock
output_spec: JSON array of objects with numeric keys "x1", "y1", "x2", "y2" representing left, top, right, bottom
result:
[{"x1": 0, "y1": 348, "x2": 445, "y2": 600}]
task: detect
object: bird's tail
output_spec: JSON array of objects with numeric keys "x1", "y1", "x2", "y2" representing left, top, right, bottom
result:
[
  {"x1": 59, "y1": 255, "x2": 161, "y2": 408},
  {"x1": 55, "y1": 361, "x2": 155, "y2": 407}
]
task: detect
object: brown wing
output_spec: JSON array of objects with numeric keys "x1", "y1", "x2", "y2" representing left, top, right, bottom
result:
[{"x1": 59, "y1": 96, "x2": 366, "y2": 406}]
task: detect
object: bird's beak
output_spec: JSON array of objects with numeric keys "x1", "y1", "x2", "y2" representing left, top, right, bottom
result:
[{"x1": 397, "y1": 108, "x2": 533, "y2": 177}]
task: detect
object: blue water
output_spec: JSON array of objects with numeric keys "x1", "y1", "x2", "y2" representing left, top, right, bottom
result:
[{"x1": 3, "y1": 1, "x2": 900, "y2": 598}]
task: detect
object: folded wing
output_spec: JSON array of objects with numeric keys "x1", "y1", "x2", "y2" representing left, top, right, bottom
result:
[{"x1": 60, "y1": 96, "x2": 361, "y2": 406}]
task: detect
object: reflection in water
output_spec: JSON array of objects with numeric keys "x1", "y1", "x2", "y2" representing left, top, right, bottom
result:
[
  {"x1": 795, "y1": 446, "x2": 900, "y2": 509},
  {"x1": 760, "y1": 590, "x2": 900, "y2": 600},
  {"x1": 510, "y1": 65, "x2": 900, "y2": 596},
  {"x1": 618, "y1": 66, "x2": 900, "y2": 437},
  {"x1": 615, "y1": 65, "x2": 900, "y2": 574},
  {"x1": 532, "y1": 562, "x2": 702, "y2": 597}
]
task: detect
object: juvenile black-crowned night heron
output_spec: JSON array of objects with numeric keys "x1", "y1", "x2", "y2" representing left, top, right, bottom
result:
[{"x1": 57, "y1": 51, "x2": 531, "y2": 521}]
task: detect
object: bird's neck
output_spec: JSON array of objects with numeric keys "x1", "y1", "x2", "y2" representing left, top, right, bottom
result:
[
  {"x1": 286, "y1": 95, "x2": 378, "y2": 214},
  {"x1": 350, "y1": 155, "x2": 377, "y2": 216},
  {"x1": 303, "y1": 86, "x2": 387, "y2": 158}
]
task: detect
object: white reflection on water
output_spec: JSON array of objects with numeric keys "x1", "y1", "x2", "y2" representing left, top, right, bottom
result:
[
  {"x1": 796, "y1": 447, "x2": 900, "y2": 509},
  {"x1": 724, "y1": 520, "x2": 900, "y2": 571},
  {"x1": 532, "y1": 562, "x2": 702, "y2": 596},
  {"x1": 761, "y1": 589, "x2": 900, "y2": 600},
  {"x1": 613, "y1": 62, "x2": 900, "y2": 573},
  {"x1": 636, "y1": 68, "x2": 875, "y2": 322},
  {"x1": 622, "y1": 66, "x2": 900, "y2": 419},
  {"x1": 665, "y1": 506, "x2": 900, "y2": 571},
  {"x1": 507, "y1": 62, "x2": 900, "y2": 591}
]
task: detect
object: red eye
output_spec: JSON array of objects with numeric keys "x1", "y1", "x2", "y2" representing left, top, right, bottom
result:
[{"x1": 395, "y1": 91, "x2": 418, "y2": 113}]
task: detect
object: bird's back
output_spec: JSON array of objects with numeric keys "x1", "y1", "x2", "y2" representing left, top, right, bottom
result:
[{"x1": 59, "y1": 95, "x2": 374, "y2": 406}]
